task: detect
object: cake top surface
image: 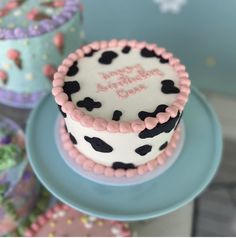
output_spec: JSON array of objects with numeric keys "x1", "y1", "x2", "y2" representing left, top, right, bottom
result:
[
  {"x1": 0, "y1": 0, "x2": 80, "y2": 40},
  {"x1": 25, "y1": 203, "x2": 131, "y2": 237},
  {"x1": 53, "y1": 40, "x2": 190, "y2": 133}
]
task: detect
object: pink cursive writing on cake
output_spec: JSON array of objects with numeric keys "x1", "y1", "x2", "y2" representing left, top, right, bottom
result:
[{"x1": 96, "y1": 64, "x2": 163, "y2": 99}]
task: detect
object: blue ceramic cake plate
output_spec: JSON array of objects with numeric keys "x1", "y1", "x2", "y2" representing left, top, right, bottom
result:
[{"x1": 26, "y1": 87, "x2": 222, "y2": 221}]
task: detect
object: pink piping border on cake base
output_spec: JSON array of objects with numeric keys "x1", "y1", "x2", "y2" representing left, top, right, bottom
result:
[
  {"x1": 24, "y1": 203, "x2": 131, "y2": 237},
  {"x1": 52, "y1": 39, "x2": 191, "y2": 133},
  {"x1": 59, "y1": 119, "x2": 181, "y2": 178}
]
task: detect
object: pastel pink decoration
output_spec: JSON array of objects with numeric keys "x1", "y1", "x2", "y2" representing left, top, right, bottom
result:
[
  {"x1": 83, "y1": 160, "x2": 95, "y2": 171},
  {"x1": 104, "y1": 167, "x2": 114, "y2": 177},
  {"x1": 75, "y1": 49, "x2": 84, "y2": 58},
  {"x1": 68, "y1": 53, "x2": 78, "y2": 61},
  {"x1": 58, "y1": 65, "x2": 68, "y2": 74},
  {"x1": 93, "y1": 164, "x2": 105, "y2": 174},
  {"x1": 180, "y1": 78, "x2": 191, "y2": 87},
  {"x1": 5, "y1": 1, "x2": 19, "y2": 10},
  {"x1": 169, "y1": 58, "x2": 180, "y2": 66},
  {"x1": 31, "y1": 223, "x2": 39, "y2": 231},
  {"x1": 128, "y1": 40, "x2": 138, "y2": 48},
  {"x1": 82, "y1": 45, "x2": 91, "y2": 54},
  {"x1": 43, "y1": 64, "x2": 57, "y2": 82},
  {"x1": 144, "y1": 117, "x2": 158, "y2": 130},
  {"x1": 93, "y1": 118, "x2": 107, "y2": 131},
  {"x1": 64, "y1": 141, "x2": 73, "y2": 150},
  {"x1": 80, "y1": 115, "x2": 94, "y2": 127},
  {"x1": 71, "y1": 109, "x2": 85, "y2": 121},
  {"x1": 41, "y1": 0, "x2": 65, "y2": 7},
  {"x1": 53, "y1": 32, "x2": 65, "y2": 55},
  {"x1": 108, "y1": 39, "x2": 118, "y2": 48},
  {"x1": 75, "y1": 154, "x2": 86, "y2": 165},
  {"x1": 62, "y1": 58, "x2": 73, "y2": 67},
  {"x1": 53, "y1": 0, "x2": 65, "y2": 7},
  {"x1": 126, "y1": 169, "x2": 137, "y2": 178},
  {"x1": 90, "y1": 41, "x2": 100, "y2": 50},
  {"x1": 107, "y1": 121, "x2": 120, "y2": 132},
  {"x1": 69, "y1": 149, "x2": 78, "y2": 158},
  {"x1": 7, "y1": 49, "x2": 22, "y2": 69},
  {"x1": 46, "y1": 210, "x2": 53, "y2": 219},
  {"x1": 55, "y1": 93, "x2": 68, "y2": 104},
  {"x1": 24, "y1": 229, "x2": 33, "y2": 237},
  {"x1": 147, "y1": 160, "x2": 157, "y2": 171},
  {"x1": 115, "y1": 169, "x2": 125, "y2": 177},
  {"x1": 136, "y1": 41, "x2": 147, "y2": 49},
  {"x1": 100, "y1": 41, "x2": 108, "y2": 49},
  {"x1": 0, "y1": 69, "x2": 8, "y2": 85},
  {"x1": 52, "y1": 87, "x2": 63, "y2": 96},
  {"x1": 37, "y1": 215, "x2": 46, "y2": 225},
  {"x1": 166, "y1": 105, "x2": 179, "y2": 118},
  {"x1": 63, "y1": 101, "x2": 75, "y2": 113},
  {"x1": 131, "y1": 120, "x2": 145, "y2": 132},
  {"x1": 0, "y1": 9, "x2": 8, "y2": 17},
  {"x1": 27, "y1": 8, "x2": 50, "y2": 21},
  {"x1": 156, "y1": 112, "x2": 170, "y2": 124},
  {"x1": 118, "y1": 39, "x2": 128, "y2": 47},
  {"x1": 119, "y1": 122, "x2": 132, "y2": 133},
  {"x1": 162, "y1": 52, "x2": 173, "y2": 59},
  {"x1": 137, "y1": 165, "x2": 148, "y2": 175}
]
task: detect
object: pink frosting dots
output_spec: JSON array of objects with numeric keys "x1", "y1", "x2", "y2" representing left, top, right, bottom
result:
[{"x1": 52, "y1": 39, "x2": 191, "y2": 133}]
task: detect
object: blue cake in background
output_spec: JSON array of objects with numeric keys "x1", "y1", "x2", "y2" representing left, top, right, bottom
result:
[{"x1": 0, "y1": 0, "x2": 84, "y2": 108}]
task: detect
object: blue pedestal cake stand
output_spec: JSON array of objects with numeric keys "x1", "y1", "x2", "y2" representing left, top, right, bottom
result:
[{"x1": 26, "y1": 87, "x2": 222, "y2": 221}]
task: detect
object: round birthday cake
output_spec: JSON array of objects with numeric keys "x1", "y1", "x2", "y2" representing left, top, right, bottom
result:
[
  {"x1": 0, "y1": 0, "x2": 83, "y2": 108},
  {"x1": 24, "y1": 203, "x2": 131, "y2": 237},
  {"x1": 52, "y1": 39, "x2": 191, "y2": 177}
]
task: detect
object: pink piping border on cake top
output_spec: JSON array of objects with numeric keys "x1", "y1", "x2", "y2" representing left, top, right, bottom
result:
[
  {"x1": 59, "y1": 119, "x2": 181, "y2": 178},
  {"x1": 24, "y1": 203, "x2": 131, "y2": 237},
  {"x1": 52, "y1": 39, "x2": 191, "y2": 133}
]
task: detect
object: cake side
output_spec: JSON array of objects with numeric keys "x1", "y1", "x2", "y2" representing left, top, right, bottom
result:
[{"x1": 52, "y1": 40, "x2": 191, "y2": 172}]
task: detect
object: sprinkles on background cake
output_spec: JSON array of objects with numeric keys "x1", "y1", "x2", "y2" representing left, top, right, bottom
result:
[{"x1": 24, "y1": 203, "x2": 131, "y2": 237}]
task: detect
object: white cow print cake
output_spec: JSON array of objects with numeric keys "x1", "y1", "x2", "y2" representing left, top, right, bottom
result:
[{"x1": 52, "y1": 40, "x2": 191, "y2": 177}]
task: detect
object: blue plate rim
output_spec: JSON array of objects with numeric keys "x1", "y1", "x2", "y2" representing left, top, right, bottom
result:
[{"x1": 26, "y1": 86, "x2": 223, "y2": 221}]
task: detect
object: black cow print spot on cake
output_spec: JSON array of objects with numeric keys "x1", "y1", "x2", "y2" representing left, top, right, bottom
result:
[
  {"x1": 138, "y1": 104, "x2": 168, "y2": 121},
  {"x1": 62, "y1": 81, "x2": 80, "y2": 101},
  {"x1": 84, "y1": 49, "x2": 98, "y2": 57},
  {"x1": 77, "y1": 97, "x2": 102, "y2": 111},
  {"x1": 122, "y1": 46, "x2": 131, "y2": 54},
  {"x1": 159, "y1": 141, "x2": 168, "y2": 151},
  {"x1": 112, "y1": 162, "x2": 136, "y2": 170},
  {"x1": 140, "y1": 47, "x2": 169, "y2": 64},
  {"x1": 84, "y1": 136, "x2": 113, "y2": 153},
  {"x1": 112, "y1": 110, "x2": 122, "y2": 121},
  {"x1": 139, "y1": 111, "x2": 181, "y2": 139},
  {"x1": 98, "y1": 51, "x2": 118, "y2": 65},
  {"x1": 64, "y1": 124, "x2": 68, "y2": 133},
  {"x1": 135, "y1": 145, "x2": 152, "y2": 156},
  {"x1": 161, "y1": 80, "x2": 180, "y2": 94},
  {"x1": 140, "y1": 48, "x2": 157, "y2": 58},
  {"x1": 67, "y1": 61, "x2": 79, "y2": 77},
  {"x1": 57, "y1": 104, "x2": 67, "y2": 118},
  {"x1": 174, "y1": 112, "x2": 183, "y2": 130},
  {"x1": 69, "y1": 133, "x2": 77, "y2": 144}
]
